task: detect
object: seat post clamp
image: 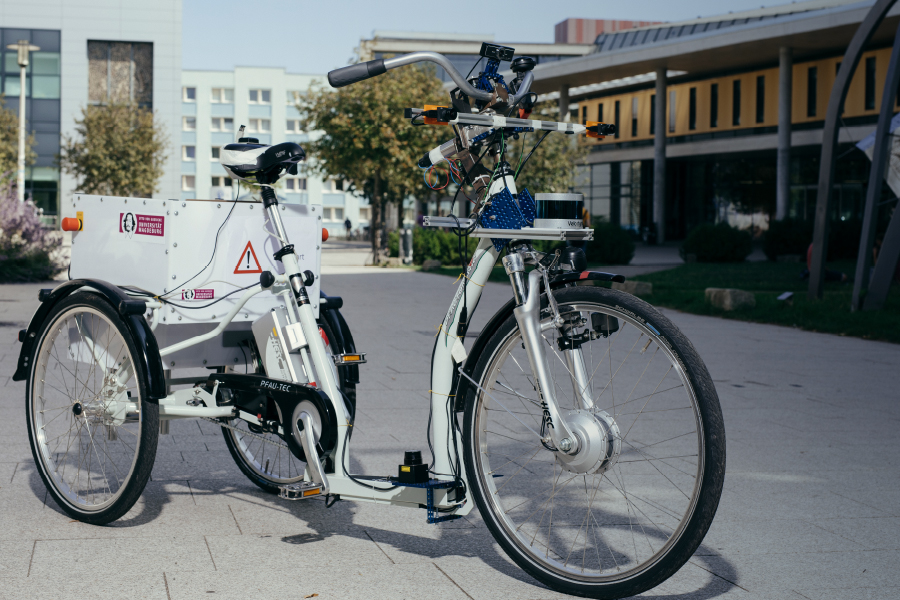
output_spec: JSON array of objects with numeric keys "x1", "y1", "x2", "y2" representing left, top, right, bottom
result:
[{"x1": 273, "y1": 245, "x2": 295, "y2": 263}]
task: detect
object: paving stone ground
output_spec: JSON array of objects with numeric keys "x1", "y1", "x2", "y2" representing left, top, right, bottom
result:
[{"x1": 0, "y1": 272, "x2": 898, "y2": 600}]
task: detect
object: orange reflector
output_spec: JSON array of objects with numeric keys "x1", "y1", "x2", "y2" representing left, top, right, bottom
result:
[
  {"x1": 424, "y1": 104, "x2": 450, "y2": 126},
  {"x1": 61, "y1": 217, "x2": 82, "y2": 232},
  {"x1": 322, "y1": 228, "x2": 329, "y2": 242},
  {"x1": 342, "y1": 354, "x2": 362, "y2": 362},
  {"x1": 303, "y1": 487, "x2": 321, "y2": 497}
]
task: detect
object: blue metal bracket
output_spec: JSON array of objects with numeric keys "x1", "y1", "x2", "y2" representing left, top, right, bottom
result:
[
  {"x1": 376, "y1": 478, "x2": 463, "y2": 524},
  {"x1": 480, "y1": 188, "x2": 536, "y2": 251}
]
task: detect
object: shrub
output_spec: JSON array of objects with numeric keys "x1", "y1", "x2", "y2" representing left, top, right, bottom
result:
[
  {"x1": 681, "y1": 222, "x2": 752, "y2": 263},
  {"x1": 585, "y1": 220, "x2": 635, "y2": 265},
  {"x1": 764, "y1": 218, "x2": 813, "y2": 261},
  {"x1": 389, "y1": 228, "x2": 479, "y2": 265},
  {"x1": 0, "y1": 179, "x2": 62, "y2": 281}
]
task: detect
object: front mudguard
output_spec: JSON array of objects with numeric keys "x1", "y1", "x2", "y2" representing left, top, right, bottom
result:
[
  {"x1": 12, "y1": 279, "x2": 167, "y2": 401},
  {"x1": 452, "y1": 270, "x2": 624, "y2": 412}
]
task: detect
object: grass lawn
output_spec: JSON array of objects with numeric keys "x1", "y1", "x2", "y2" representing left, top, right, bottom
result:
[
  {"x1": 423, "y1": 261, "x2": 900, "y2": 344},
  {"x1": 629, "y1": 261, "x2": 900, "y2": 344}
]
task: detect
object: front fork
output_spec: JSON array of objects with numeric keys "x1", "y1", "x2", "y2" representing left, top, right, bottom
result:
[{"x1": 502, "y1": 253, "x2": 591, "y2": 455}]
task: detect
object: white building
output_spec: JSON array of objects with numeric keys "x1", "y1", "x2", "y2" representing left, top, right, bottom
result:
[
  {"x1": 180, "y1": 68, "x2": 367, "y2": 238},
  {"x1": 0, "y1": 0, "x2": 183, "y2": 223}
]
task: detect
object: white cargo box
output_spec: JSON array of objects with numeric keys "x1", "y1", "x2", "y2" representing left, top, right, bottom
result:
[{"x1": 68, "y1": 195, "x2": 323, "y2": 369}]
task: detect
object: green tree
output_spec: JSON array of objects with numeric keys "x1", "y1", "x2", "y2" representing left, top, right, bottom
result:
[
  {"x1": 0, "y1": 96, "x2": 37, "y2": 182},
  {"x1": 58, "y1": 102, "x2": 168, "y2": 198},
  {"x1": 299, "y1": 63, "x2": 446, "y2": 261},
  {"x1": 513, "y1": 101, "x2": 589, "y2": 195}
]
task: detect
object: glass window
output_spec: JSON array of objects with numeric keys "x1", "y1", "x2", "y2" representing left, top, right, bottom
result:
[
  {"x1": 598, "y1": 103, "x2": 603, "y2": 122},
  {"x1": 710, "y1": 84, "x2": 718, "y2": 128},
  {"x1": 224, "y1": 117, "x2": 233, "y2": 131},
  {"x1": 296, "y1": 178, "x2": 307, "y2": 191},
  {"x1": 211, "y1": 88, "x2": 234, "y2": 103},
  {"x1": 334, "y1": 208, "x2": 344, "y2": 220},
  {"x1": 286, "y1": 120, "x2": 303, "y2": 133},
  {"x1": 807, "y1": 67, "x2": 817, "y2": 117},
  {"x1": 287, "y1": 90, "x2": 300, "y2": 104},
  {"x1": 31, "y1": 52, "x2": 60, "y2": 75},
  {"x1": 183, "y1": 117, "x2": 196, "y2": 131},
  {"x1": 4, "y1": 53, "x2": 25, "y2": 73},
  {"x1": 755, "y1": 76, "x2": 765, "y2": 123},
  {"x1": 183, "y1": 87, "x2": 196, "y2": 101},
  {"x1": 650, "y1": 95, "x2": 655, "y2": 134},
  {"x1": 211, "y1": 117, "x2": 233, "y2": 131},
  {"x1": 32, "y1": 76, "x2": 60, "y2": 99},
  {"x1": 182, "y1": 175, "x2": 195, "y2": 190},
  {"x1": 732, "y1": 80, "x2": 741, "y2": 126},
  {"x1": 286, "y1": 179, "x2": 295, "y2": 190},
  {"x1": 688, "y1": 87, "x2": 697, "y2": 130},
  {"x1": 211, "y1": 146, "x2": 220, "y2": 160},
  {"x1": 865, "y1": 56, "x2": 876, "y2": 111},
  {"x1": 247, "y1": 118, "x2": 270, "y2": 133},
  {"x1": 614, "y1": 100, "x2": 620, "y2": 138},
  {"x1": 249, "y1": 89, "x2": 271, "y2": 104},
  {"x1": 4, "y1": 77, "x2": 22, "y2": 97},
  {"x1": 631, "y1": 97, "x2": 638, "y2": 137},
  {"x1": 182, "y1": 145, "x2": 196, "y2": 160},
  {"x1": 668, "y1": 90, "x2": 676, "y2": 132}
]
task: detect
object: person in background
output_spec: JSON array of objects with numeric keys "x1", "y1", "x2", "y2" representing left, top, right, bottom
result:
[
  {"x1": 344, "y1": 217, "x2": 352, "y2": 239},
  {"x1": 800, "y1": 242, "x2": 847, "y2": 282}
]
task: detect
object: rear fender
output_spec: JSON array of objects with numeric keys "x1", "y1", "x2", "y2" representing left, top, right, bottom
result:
[{"x1": 12, "y1": 279, "x2": 167, "y2": 401}]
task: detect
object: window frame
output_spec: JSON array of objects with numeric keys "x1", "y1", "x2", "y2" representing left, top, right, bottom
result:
[
  {"x1": 732, "y1": 80, "x2": 741, "y2": 127},
  {"x1": 211, "y1": 146, "x2": 221, "y2": 160},
  {"x1": 249, "y1": 88, "x2": 272, "y2": 104},
  {"x1": 755, "y1": 75, "x2": 765, "y2": 124},
  {"x1": 710, "y1": 83, "x2": 719, "y2": 128},
  {"x1": 181, "y1": 175, "x2": 196, "y2": 191},
  {"x1": 182, "y1": 87, "x2": 196, "y2": 102},
  {"x1": 182, "y1": 145, "x2": 196, "y2": 161},
  {"x1": 210, "y1": 87, "x2": 234, "y2": 104},
  {"x1": 688, "y1": 87, "x2": 697, "y2": 131},
  {"x1": 182, "y1": 116, "x2": 196, "y2": 131},
  {"x1": 807, "y1": 67, "x2": 818, "y2": 118}
]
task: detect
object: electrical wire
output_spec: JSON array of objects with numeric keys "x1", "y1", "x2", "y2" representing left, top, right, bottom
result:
[
  {"x1": 159, "y1": 282, "x2": 257, "y2": 309},
  {"x1": 163, "y1": 180, "x2": 240, "y2": 298},
  {"x1": 515, "y1": 131, "x2": 551, "y2": 179}
]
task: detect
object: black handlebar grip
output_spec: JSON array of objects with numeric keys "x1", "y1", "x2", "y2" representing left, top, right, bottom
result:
[
  {"x1": 418, "y1": 152, "x2": 433, "y2": 169},
  {"x1": 327, "y1": 59, "x2": 387, "y2": 88}
]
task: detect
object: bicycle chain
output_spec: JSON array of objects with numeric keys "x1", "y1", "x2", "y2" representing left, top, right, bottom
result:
[{"x1": 201, "y1": 417, "x2": 289, "y2": 450}]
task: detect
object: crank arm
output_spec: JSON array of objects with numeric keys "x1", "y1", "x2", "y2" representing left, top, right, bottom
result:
[{"x1": 297, "y1": 411, "x2": 330, "y2": 493}]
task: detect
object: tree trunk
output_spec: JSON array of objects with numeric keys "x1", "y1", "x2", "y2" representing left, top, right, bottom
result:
[{"x1": 371, "y1": 173, "x2": 382, "y2": 264}]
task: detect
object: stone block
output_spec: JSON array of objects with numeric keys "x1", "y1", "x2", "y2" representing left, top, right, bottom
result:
[
  {"x1": 421, "y1": 259, "x2": 442, "y2": 271},
  {"x1": 612, "y1": 280, "x2": 652, "y2": 295},
  {"x1": 705, "y1": 287, "x2": 756, "y2": 311}
]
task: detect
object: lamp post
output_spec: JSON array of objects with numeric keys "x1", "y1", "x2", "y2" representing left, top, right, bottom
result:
[{"x1": 6, "y1": 40, "x2": 40, "y2": 203}]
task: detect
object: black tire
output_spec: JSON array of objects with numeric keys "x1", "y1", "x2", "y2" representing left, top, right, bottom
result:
[
  {"x1": 462, "y1": 285, "x2": 725, "y2": 599},
  {"x1": 222, "y1": 317, "x2": 352, "y2": 494},
  {"x1": 26, "y1": 292, "x2": 159, "y2": 525}
]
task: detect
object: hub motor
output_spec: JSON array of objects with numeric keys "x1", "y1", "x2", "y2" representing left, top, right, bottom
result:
[{"x1": 555, "y1": 409, "x2": 621, "y2": 475}]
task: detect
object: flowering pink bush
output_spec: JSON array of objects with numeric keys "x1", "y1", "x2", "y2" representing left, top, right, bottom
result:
[{"x1": 0, "y1": 178, "x2": 62, "y2": 281}]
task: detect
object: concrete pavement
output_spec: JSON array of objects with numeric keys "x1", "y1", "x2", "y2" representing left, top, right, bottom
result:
[{"x1": 1, "y1": 273, "x2": 898, "y2": 599}]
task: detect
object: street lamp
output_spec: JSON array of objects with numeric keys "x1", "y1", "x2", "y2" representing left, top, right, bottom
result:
[{"x1": 6, "y1": 40, "x2": 40, "y2": 203}]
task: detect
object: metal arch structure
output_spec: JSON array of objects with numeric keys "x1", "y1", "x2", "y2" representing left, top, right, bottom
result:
[
  {"x1": 809, "y1": 0, "x2": 898, "y2": 300},
  {"x1": 853, "y1": 22, "x2": 900, "y2": 310}
]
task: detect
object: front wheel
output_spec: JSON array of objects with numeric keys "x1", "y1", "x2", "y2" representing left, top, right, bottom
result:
[{"x1": 463, "y1": 285, "x2": 725, "y2": 599}]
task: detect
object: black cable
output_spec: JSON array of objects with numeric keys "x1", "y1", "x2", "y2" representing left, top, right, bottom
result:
[
  {"x1": 514, "y1": 131, "x2": 551, "y2": 180},
  {"x1": 168, "y1": 181, "x2": 240, "y2": 294},
  {"x1": 158, "y1": 282, "x2": 256, "y2": 309},
  {"x1": 505, "y1": 91, "x2": 538, "y2": 118},
  {"x1": 341, "y1": 423, "x2": 399, "y2": 491},
  {"x1": 465, "y1": 56, "x2": 483, "y2": 80}
]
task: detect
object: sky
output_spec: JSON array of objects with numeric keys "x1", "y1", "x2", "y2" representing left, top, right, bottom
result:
[{"x1": 182, "y1": 0, "x2": 804, "y2": 75}]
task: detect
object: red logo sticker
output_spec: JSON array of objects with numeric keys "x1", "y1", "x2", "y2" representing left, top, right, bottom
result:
[
  {"x1": 181, "y1": 289, "x2": 214, "y2": 300},
  {"x1": 120, "y1": 213, "x2": 165, "y2": 238}
]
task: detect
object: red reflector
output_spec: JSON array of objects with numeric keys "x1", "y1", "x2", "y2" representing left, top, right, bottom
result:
[
  {"x1": 579, "y1": 271, "x2": 590, "y2": 280},
  {"x1": 322, "y1": 228, "x2": 329, "y2": 242}
]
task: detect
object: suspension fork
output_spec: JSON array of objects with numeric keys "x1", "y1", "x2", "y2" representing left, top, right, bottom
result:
[{"x1": 501, "y1": 253, "x2": 579, "y2": 454}]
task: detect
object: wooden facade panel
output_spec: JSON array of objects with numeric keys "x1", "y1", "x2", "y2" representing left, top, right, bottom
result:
[{"x1": 580, "y1": 47, "x2": 895, "y2": 145}]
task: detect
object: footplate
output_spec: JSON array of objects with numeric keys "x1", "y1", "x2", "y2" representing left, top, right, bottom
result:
[
  {"x1": 278, "y1": 481, "x2": 324, "y2": 500},
  {"x1": 372, "y1": 478, "x2": 463, "y2": 524}
]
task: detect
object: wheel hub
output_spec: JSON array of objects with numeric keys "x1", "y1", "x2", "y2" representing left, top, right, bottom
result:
[{"x1": 556, "y1": 409, "x2": 622, "y2": 475}]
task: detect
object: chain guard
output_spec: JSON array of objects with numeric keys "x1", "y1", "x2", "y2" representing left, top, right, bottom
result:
[{"x1": 208, "y1": 373, "x2": 337, "y2": 462}]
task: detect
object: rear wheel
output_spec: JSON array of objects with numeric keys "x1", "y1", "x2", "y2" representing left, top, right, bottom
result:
[
  {"x1": 463, "y1": 285, "x2": 725, "y2": 599},
  {"x1": 222, "y1": 318, "x2": 350, "y2": 494},
  {"x1": 26, "y1": 292, "x2": 159, "y2": 524}
]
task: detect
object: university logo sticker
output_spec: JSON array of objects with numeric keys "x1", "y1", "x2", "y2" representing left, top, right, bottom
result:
[
  {"x1": 234, "y1": 241, "x2": 263, "y2": 274},
  {"x1": 118, "y1": 212, "x2": 165, "y2": 244}
]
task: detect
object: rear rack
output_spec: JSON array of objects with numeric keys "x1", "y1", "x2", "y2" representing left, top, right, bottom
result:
[{"x1": 422, "y1": 216, "x2": 594, "y2": 242}]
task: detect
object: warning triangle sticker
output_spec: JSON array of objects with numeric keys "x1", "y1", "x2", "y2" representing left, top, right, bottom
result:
[{"x1": 234, "y1": 241, "x2": 263, "y2": 274}]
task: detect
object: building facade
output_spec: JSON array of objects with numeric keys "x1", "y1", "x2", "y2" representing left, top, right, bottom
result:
[
  {"x1": 531, "y1": 0, "x2": 899, "y2": 241},
  {"x1": 180, "y1": 68, "x2": 366, "y2": 238},
  {"x1": 0, "y1": 0, "x2": 182, "y2": 224}
]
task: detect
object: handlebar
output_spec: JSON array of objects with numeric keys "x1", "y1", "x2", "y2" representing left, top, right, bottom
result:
[{"x1": 327, "y1": 51, "x2": 534, "y2": 105}]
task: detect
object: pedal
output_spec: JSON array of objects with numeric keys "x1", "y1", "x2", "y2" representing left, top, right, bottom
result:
[
  {"x1": 279, "y1": 481, "x2": 324, "y2": 500},
  {"x1": 331, "y1": 352, "x2": 366, "y2": 365}
]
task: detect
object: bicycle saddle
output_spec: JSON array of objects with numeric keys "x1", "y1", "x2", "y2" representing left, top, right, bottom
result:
[{"x1": 220, "y1": 140, "x2": 306, "y2": 185}]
